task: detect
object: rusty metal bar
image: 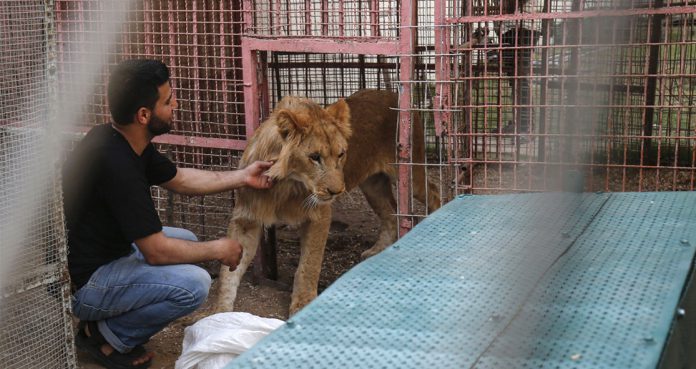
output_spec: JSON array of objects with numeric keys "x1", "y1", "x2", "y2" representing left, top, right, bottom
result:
[
  {"x1": 338, "y1": 0, "x2": 345, "y2": 37},
  {"x1": 219, "y1": 0, "x2": 230, "y2": 134},
  {"x1": 397, "y1": 0, "x2": 416, "y2": 237},
  {"x1": 537, "y1": 0, "x2": 552, "y2": 162},
  {"x1": 450, "y1": 5, "x2": 696, "y2": 23},
  {"x1": 644, "y1": 2, "x2": 665, "y2": 152},
  {"x1": 370, "y1": 0, "x2": 379, "y2": 37},
  {"x1": 241, "y1": 0, "x2": 261, "y2": 137},
  {"x1": 305, "y1": 0, "x2": 312, "y2": 35},
  {"x1": 152, "y1": 134, "x2": 247, "y2": 150},
  {"x1": 321, "y1": 0, "x2": 329, "y2": 36},
  {"x1": 242, "y1": 37, "x2": 399, "y2": 55},
  {"x1": 143, "y1": 1, "x2": 154, "y2": 56},
  {"x1": 274, "y1": 0, "x2": 282, "y2": 35},
  {"x1": 433, "y1": 0, "x2": 450, "y2": 138},
  {"x1": 259, "y1": 51, "x2": 270, "y2": 119}
]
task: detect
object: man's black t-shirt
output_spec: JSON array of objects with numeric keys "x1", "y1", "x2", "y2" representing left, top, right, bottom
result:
[{"x1": 62, "y1": 124, "x2": 177, "y2": 289}]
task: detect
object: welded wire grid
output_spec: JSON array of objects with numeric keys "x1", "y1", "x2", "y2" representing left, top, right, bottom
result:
[
  {"x1": 247, "y1": 1, "x2": 445, "y2": 222},
  {"x1": 249, "y1": 0, "x2": 400, "y2": 39},
  {"x1": 55, "y1": 0, "x2": 250, "y2": 241},
  {"x1": 437, "y1": 0, "x2": 696, "y2": 194},
  {"x1": 1, "y1": 1, "x2": 76, "y2": 368},
  {"x1": 57, "y1": 0, "x2": 248, "y2": 139},
  {"x1": 267, "y1": 53, "x2": 398, "y2": 106}
]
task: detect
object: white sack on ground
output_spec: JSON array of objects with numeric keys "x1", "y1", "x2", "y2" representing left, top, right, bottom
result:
[{"x1": 175, "y1": 312, "x2": 285, "y2": 369}]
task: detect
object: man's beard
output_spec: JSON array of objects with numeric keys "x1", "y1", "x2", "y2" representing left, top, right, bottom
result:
[{"x1": 148, "y1": 114, "x2": 172, "y2": 136}]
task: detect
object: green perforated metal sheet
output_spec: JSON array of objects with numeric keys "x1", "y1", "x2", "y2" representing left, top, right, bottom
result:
[{"x1": 224, "y1": 192, "x2": 696, "y2": 369}]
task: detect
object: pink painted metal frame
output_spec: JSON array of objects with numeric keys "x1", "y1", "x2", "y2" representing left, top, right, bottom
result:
[{"x1": 396, "y1": 1, "x2": 416, "y2": 237}]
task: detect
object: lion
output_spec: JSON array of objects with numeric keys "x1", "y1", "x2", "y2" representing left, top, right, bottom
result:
[{"x1": 217, "y1": 89, "x2": 440, "y2": 315}]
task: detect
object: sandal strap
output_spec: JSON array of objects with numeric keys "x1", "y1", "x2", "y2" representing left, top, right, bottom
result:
[
  {"x1": 79, "y1": 321, "x2": 147, "y2": 354},
  {"x1": 82, "y1": 321, "x2": 108, "y2": 347},
  {"x1": 75, "y1": 326, "x2": 152, "y2": 369}
]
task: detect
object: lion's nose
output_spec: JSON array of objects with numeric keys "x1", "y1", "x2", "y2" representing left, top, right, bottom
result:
[{"x1": 328, "y1": 187, "x2": 344, "y2": 196}]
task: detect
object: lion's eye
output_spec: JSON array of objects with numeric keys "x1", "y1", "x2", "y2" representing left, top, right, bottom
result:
[
  {"x1": 338, "y1": 150, "x2": 346, "y2": 159},
  {"x1": 309, "y1": 153, "x2": 321, "y2": 162}
]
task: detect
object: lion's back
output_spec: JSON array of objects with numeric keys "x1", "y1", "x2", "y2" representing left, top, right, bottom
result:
[{"x1": 343, "y1": 89, "x2": 400, "y2": 190}]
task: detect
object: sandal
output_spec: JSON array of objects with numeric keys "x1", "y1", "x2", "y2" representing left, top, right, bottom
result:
[
  {"x1": 76, "y1": 322, "x2": 148, "y2": 355},
  {"x1": 75, "y1": 321, "x2": 152, "y2": 369}
]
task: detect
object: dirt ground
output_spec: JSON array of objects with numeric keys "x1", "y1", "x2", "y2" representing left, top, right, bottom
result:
[{"x1": 77, "y1": 189, "x2": 380, "y2": 369}]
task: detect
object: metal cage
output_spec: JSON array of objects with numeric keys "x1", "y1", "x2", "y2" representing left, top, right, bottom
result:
[{"x1": 2, "y1": 1, "x2": 695, "y2": 365}]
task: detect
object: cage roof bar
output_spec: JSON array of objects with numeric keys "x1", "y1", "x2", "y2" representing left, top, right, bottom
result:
[
  {"x1": 449, "y1": 4, "x2": 696, "y2": 23},
  {"x1": 242, "y1": 37, "x2": 399, "y2": 56}
]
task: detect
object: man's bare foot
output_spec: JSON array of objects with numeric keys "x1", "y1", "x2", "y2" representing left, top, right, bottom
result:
[{"x1": 84, "y1": 323, "x2": 154, "y2": 366}]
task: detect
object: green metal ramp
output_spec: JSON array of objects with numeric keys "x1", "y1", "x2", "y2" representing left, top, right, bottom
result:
[{"x1": 224, "y1": 192, "x2": 696, "y2": 369}]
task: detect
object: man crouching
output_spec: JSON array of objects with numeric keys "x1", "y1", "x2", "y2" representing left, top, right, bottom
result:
[{"x1": 62, "y1": 59, "x2": 273, "y2": 369}]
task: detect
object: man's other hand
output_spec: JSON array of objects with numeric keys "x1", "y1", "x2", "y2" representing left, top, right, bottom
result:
[{"x1": 216, "y1": 238, "x2": 243, "y2": 271}]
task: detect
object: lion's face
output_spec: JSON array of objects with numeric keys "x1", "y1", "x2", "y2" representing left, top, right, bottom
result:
[{"x1": 265, "y1": 96, "x2": 352, "y2": 206}]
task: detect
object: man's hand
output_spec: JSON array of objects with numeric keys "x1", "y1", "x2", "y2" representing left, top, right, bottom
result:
[
  {"x1": 243, "y1": 161, "x2": 274, "y2": 189},
  {"x1": 216, "y1": 238, "x2": 243, "y2": 271}
]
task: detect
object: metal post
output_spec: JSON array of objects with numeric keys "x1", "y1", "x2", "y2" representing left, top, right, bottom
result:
[
  {"x1": 397, "y1": 0, "x2": 416, "y2": 237},
  {"x1": 46, "y1": 0, "x2": 77, "y2": 367},
  {"x1": 537, "y1": 0, "x2": 551, "y2": 163},
  {"x1": 644, "y1": 0, "x2": 665, "y2": 155}
]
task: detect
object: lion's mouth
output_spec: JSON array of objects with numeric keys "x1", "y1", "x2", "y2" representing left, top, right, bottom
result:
[
  {"x1": 301, "y1": 192, "x2": 338, "y2": 210},
  {"x1": 317, "y1": 194, "x2": 336, "y2": 202}
]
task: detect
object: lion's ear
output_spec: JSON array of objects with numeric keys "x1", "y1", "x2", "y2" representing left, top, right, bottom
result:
[
  {"x1": 275, "y1": 109, "x2": 307, "y2": 139},
  {"x1": 326, "y1": 99, "x2": 352, "y2": 139},
  {"x1": 265, "y1": 154, "x2": 288, "y2": 180},
  {"x1": 274, "y1": 95, "x2": 301, "y2": 111}
]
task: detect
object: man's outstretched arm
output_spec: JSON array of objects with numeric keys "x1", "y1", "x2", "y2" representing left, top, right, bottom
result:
[{"x1": 161, "y1": 160, "x2": 274, "y2": 195}]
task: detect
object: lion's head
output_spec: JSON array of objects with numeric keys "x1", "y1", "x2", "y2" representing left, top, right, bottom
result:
[{"x1": 241, "y1": 95, "x2": 352, "y2": 208}]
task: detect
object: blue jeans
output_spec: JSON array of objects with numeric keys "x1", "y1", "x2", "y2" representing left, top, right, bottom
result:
[{"x1": 72, "y1": 227, "x2": 212, "y2": 353}]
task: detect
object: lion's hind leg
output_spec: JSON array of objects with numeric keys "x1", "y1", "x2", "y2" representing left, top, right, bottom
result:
[
  {"x1": 412, "y1": 164, "x2": 441, "y2": 214},
  {"x1": 215, "y1": 217, "x2": 262, "y2": 313},
  {"x1": 359, "y1": 173, "x2": 398, "y2": 260},
  {"x1": 411, "y1": 113, "x2": 441, "y2": 213}
]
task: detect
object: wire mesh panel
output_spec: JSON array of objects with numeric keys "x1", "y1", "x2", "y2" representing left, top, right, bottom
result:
[
  {"x1": 243, "y1": 0, "x2": 434, "y2": 233},
  {"x1": 248, "y1": 0, "x2": 400, "y2": 39},
  {"x1": 267, "y1": 53, "x2": 398, "y2": 106},
  {"x1": 55, "y1": 0, "x2": 249, "y2": 240},
  {"x1": 0, "y1": 0, "x2": 76, "y2": 368},
  {"x1": 433, "y1": 0, "x2": 696, "y2": 195},
  {"x1": 239, "y1": 0, "x2": 407, "y2": 132}
]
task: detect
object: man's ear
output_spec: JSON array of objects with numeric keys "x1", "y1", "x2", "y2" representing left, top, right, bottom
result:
[
  {"x1": 136, "y1": 107, "x2": 151, "y2": 125},
  {"x1": 275, "y1": 109, "x2": 307, "y2": 139}
]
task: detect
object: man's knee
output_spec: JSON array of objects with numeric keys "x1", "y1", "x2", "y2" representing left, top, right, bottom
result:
[
  {"x1": 162, "y1": 226, "x2": 198, "y2": 242},
  {"x1": 172, "y1": 265, "x2": 212, "y2": 309}
]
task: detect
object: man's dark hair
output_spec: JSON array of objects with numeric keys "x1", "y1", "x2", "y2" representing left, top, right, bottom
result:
[{"x1": 107, "y1": 59, "x2": 170, "y2": 125}]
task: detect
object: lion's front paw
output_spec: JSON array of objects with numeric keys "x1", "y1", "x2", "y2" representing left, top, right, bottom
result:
[
  {"x1": 289, "y1": 293, "x2": 316, "y2": 316},
  {"x1": 360, "y1": 249, "x2": 378, "y2": 260},
  {"x1": 360, "y1": 244, "x2": 390, "y2": 260}
]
